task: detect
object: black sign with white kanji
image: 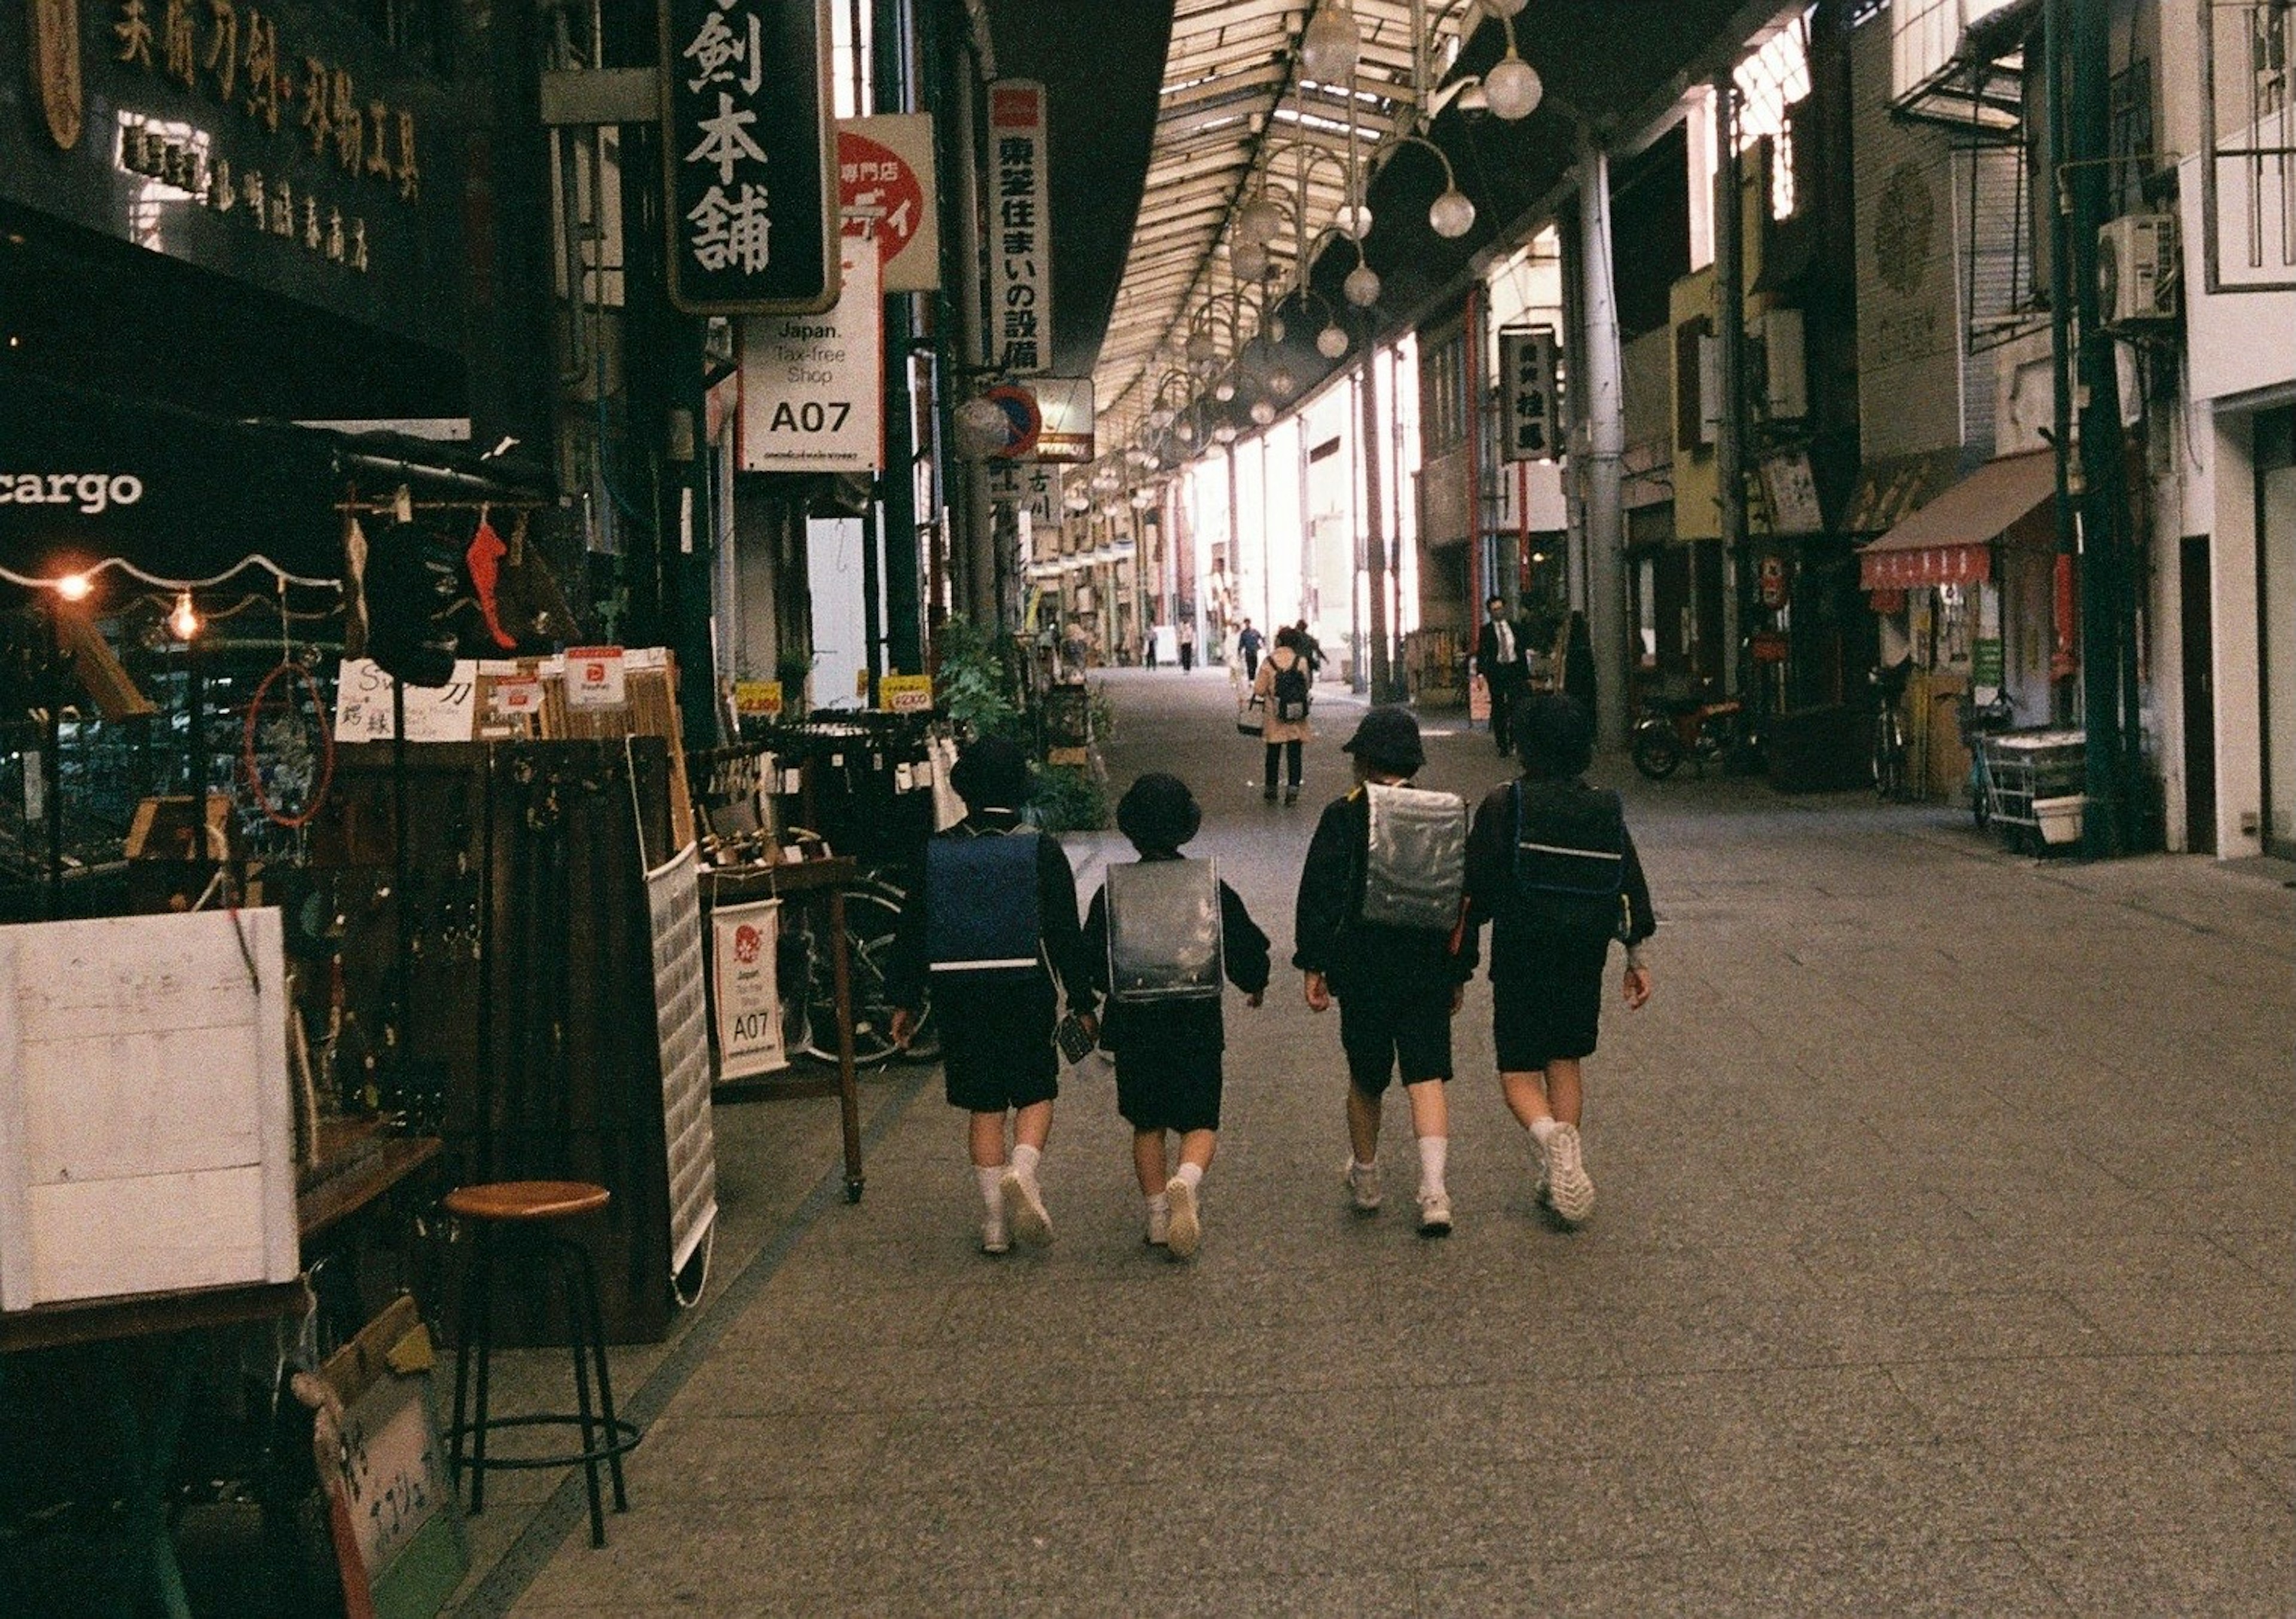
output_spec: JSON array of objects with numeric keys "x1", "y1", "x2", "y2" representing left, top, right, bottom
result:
[
  {"x1": 1499, "y1": 329, "x2": 1560, "y2": 463},
  {"x1": 660, "y1": 0, "x2": 836, "y2": 314}
]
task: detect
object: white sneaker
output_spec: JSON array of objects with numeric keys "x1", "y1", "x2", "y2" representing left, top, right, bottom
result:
[
  {"x1": 981, "y1": 1218, "x2": 1010, "y2": 1255},
  {"x1": 1545, "y1": 1124, "x2": 1595, "y2": 1224},
  {"x1": 1146, "y1": 1203, "x2": 1170, "y2": 1247},
  {"x1": 1164, "y1": 1176, "x2": 1202, "y2": 1258},
  {"x1": 1416, "y1": 1189, "x2": 1453, "y2": 1237},
  {"x1": 1346, "y1": 1160, "x2": 1383, "y2": 1213},
  {"x1": 1528, "y1": 1134, "x2": 1551, "y2": 1206},
  {"x1": 1001, "y1": 1168, "x2": 1054, "y2": 1247}
]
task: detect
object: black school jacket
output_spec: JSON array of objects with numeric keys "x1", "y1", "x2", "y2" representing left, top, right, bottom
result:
[
  {"x1": 1463, "y1": 775, "x2": 1656, "y2": 983},
  {"x1": 1292, "y1": 785, "x2": 1480, "y2": 998},
  {"x1": 1082, "y1": 853, "x2": 1271, "y2": 1055},
  {"x1": 887, "y1": 810, "x2": 1094, "y2": 1018}
]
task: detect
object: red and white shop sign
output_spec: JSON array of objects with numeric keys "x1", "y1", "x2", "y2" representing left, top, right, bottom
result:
[
  {"x1": 566, "y1": 646, "x2": 628, "y2": 709},
  {"x1": 836, "y1": 115, "x2": 940, "y2": 294}
]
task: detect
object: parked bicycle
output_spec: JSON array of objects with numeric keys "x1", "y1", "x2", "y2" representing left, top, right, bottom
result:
[
  {"x1": 1944, "y1": 688, "x2": 2018, "y2": 829},
  {"x1": 1632, "y1": 687, "x2": 1758, "y2": 780},
  {"x1": 777, "y1": 863, "x2": 939, "y2": 1068},
  {"x1": 1869, "y1": 657, "x2": 1913, "y2": 799}
]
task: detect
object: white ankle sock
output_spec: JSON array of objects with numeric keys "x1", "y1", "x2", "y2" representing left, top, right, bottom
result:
[
  {"x1": 1173, "y1": 1162, "x2": 1204, "y2": 1190},
  {"x1": 1529, "y1": 1117, "x2": 1559, "y2": 1146},
  {"x1": 1350, "y1": 1156, "x2": 1376, "y2": 1175},
  {"x1": 975, "y1": 1165, "x2": 1005, "y2": 1215},
  {"x1": 1011, "y1": 1143, "x2": 1043, "y2": 1180},
  {"x1": 1416, "y1": 1135, "x2": 1448, "y2": 1195}
]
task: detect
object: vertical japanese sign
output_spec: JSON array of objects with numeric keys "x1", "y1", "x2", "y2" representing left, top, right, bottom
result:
[
  {"x1": 1499, "y1": 329, "x2": 1559, "y2": 462},
  {"x1": 661, "y1": 0, "x2": 838, "y2": 314},
  {"x1": 987, "y1": 80, "x2": 1051, "y2": 375}
]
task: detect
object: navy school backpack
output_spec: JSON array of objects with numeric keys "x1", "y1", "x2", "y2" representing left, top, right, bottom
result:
[
  {"x1": 924, "y1": 830, "x2": 1042, "y2": 979},
  {"x1": 1510, "y1": 780, "x2": 1629, "y2": 943}
]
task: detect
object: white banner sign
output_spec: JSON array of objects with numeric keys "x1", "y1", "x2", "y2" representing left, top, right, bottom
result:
[
  {"x1": 333, "y1": 658, "x2": 478, "y2": 744},
  {"x1": 738, "y1": 239, "x2": 883, "y2": 472},
  {"x1": 838, "y1": 114, "x2": 941, "y2": 294},
  {"x1": 987, "y1": 80, "x2": 1051, "y2": 375},
  {"x1": 711, "y1": 899, "x2": 787, "y2": 1079}
]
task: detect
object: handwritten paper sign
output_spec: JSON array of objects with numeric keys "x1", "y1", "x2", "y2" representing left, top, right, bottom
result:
[{"x1": 334, "y1": 659, "x2": 478, "y2": 744}]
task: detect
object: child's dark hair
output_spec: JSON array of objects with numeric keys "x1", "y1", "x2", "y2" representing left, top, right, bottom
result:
[{"x1": 1515, "y1": 694, "x2": 1594, "y2": 780}]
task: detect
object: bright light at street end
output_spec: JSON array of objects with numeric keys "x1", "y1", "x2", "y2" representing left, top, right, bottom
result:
[{"x1": 52, "y1": 573, "x2": 93, "y2": 602}]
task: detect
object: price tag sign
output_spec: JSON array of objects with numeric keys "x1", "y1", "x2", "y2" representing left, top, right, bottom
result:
[
  {"x1": 488, "y1": 677, "x2": 544, "y2": 720},
  {"x1": 733, "y1": 680, "x2": 784, "y2": 717},
  {"x1": 566, "y1": 647, "x2": 628, "y2": 710},
  {"x1": 880, "y1": 674, "x2": 933, "y2": 714},
  {"x1": 334, "y1": 658, "x2": 478, "y2": 743}
]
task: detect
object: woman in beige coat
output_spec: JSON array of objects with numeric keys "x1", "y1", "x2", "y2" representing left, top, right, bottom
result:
[{"x1": 1252, "y1": 627, "x2": 1314, "y2": 804}]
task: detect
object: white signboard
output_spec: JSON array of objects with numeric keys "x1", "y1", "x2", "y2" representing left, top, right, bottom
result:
[
  {"x1": 987, "y1": 80, "x2": 1052, "y2": 375},
  {"x1": 565, "y1": 646, "x2": 628, "y2": 710},
  {"x1": 647, "y1": 845, "x2": 719, "y2": 1281},
  {"x1": 0, "y1": 909, "x2": 298, "y2": 1309},
  {"x1": 334, "y1": 658, "x2": 478, "y2": 744},
  {"x1": 711, "y1": 899, "x2": 787, "y2": 1079},
  {"x1": 738, "y1": 240, "x2": 883, "y2": 472}
]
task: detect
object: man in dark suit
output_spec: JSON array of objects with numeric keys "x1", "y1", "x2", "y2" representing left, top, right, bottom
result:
[{"x1": 1474, "y1": 595, "x2": 1529, "y2": 754}]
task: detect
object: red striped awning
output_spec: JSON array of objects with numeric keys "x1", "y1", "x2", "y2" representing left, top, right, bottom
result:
[{"x1": 1858, "y1": 449, "x2": 2055, "y2": 591}]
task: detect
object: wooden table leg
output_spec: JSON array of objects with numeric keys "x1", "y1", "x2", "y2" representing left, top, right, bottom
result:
[{"x1": 827, "y1": 887, "x2": 864, "y2": 1201}]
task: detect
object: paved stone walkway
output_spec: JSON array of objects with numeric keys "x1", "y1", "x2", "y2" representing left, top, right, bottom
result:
[{"x1": 464, "y1": 667, "x2": 2293, "y2": 1617}]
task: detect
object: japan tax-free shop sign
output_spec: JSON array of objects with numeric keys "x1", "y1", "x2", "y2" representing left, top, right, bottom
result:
[
  {"x1": 738, "y1": 240, "x2": 882, "y2": 472},
  {"x1": 661, "y1": 0, "x2": 838, "y2": 313}
]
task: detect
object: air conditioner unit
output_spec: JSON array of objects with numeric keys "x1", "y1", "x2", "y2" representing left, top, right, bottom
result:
[{"x1": 2099, "y1": 213, "x2": 2179, "y2": 324}]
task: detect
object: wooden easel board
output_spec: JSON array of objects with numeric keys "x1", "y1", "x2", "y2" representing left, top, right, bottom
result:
[{"x1": 309, "y1": 1295, "x2": 469, "y2": 1619}]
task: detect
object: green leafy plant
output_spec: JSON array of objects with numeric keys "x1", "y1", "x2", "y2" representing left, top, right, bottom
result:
[
  {"x1": 1029, "y1": 762, "x2": 1109, "y2": 833},
  {"x1": 934, "y1": 616, "x2": 1022, "y2": 740}
]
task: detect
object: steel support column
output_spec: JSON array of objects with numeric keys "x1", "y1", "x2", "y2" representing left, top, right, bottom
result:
[{"x1": 1577, "y1": 136, "x2": 1629, "y2": 747}]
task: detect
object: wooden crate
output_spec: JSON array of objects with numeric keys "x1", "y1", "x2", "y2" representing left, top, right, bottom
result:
[{"x1": 0, "y1": 911, "x2": 298, "y2": 1311}]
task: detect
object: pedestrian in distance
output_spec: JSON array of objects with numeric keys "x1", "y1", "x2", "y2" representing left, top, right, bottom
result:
[
  {"x1": 1144, "y1": 627, "x2": 1160, "y2": 670},
  {"x1": 1236, "y1": 618, "x2": 1265, "y2": 681},
  {"x1": 1475, "y1": 594, "x2": 1529, "y2": 755},
  {"x1": 889, "y1": 735, "x2": 1098, "y2": 1254},
  {"x1": 1561, "y1": 610, "x2": 1597, "y2": 724},
  {"x1": 1462, "y1": 694, "x2": 1654, "y2": 1226},
  {"x1": 1082, "y1": 774, "x2": 1271, "y2": 1259},
  {"x1": 1293, "y1": 619, "x2": 1325, "y2": 679},
  {"x1": 1177, "y1": 618, "x2": 1196, "y2": 673},
  {"x1": 1294, "y1": 707, "x2": 1477, "y2": 1235},
  {"x1": 1253, "y1": 625, "x2": 1314, "y2": 804}
]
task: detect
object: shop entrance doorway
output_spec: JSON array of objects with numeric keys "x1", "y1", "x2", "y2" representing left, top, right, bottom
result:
[{"x1": 2181, "y1": 537, "x2": 2216, "y2": 856}]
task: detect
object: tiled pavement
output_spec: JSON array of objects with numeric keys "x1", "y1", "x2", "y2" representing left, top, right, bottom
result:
[{"x1": 453, "y1": 667, "x2": 2293, "y2": 1617}]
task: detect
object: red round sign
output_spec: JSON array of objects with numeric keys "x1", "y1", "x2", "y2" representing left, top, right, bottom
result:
[
  {"x1": 984, "y1": 384, "x2": 1043, "y2": 458},
  {"x1": 1758, "y1": 554, "x2": 1790, "y2": 610},
  {"x1": 838, "y1": 132, "x2": 925, "y2": 274}
]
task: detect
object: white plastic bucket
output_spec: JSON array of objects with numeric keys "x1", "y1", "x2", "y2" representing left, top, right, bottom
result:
[{"x1": 2034, "y1": 795, "x2": 2085, "y2": 845}]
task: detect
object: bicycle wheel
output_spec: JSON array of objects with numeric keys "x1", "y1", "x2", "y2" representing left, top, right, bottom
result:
[
  {"x1": 804, "y1": 882, "x2": 927, "y2": 1067},
  {"x1": 1632, "y1": 725, "x2": 1683, "y2": 780},
  {"x1": 1872, "y1": 716, "x2": 1901, "y2": 799}
]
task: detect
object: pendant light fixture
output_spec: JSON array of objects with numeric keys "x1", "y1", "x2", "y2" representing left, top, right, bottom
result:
[{"x1": 1300, "y1": 1, "x2": 1360, "y2": 84}]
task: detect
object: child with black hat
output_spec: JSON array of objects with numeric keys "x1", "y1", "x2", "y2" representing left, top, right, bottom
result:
[
  {"x1": 1293, "y1": 706, "x2": 1478, "y2": 1234},
  {"x1": 889, "y1": 735, "x2": 1097, "y2": 1254},
  {"x1": 1082, "y1": 773, "x2": 1270, "y2": 1258},
  {"x1": 1462, "y1": 694, "x2": 1655, "y2": 1226}
]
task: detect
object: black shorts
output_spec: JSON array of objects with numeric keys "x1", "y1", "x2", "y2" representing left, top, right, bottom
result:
[
  {"x1": 1491, "y1": 936, "x2": 1612, "y2": 1071},
  {"x1": 1114, "y1": 1044, "x2": 1224, "y2": 1134},
  {"x1": 1338, "y1": 984, "x2": 1454, "y2": 1097},
  {"x1": 938, "y1": 981, "x2": 1060, "y2": 1113}
]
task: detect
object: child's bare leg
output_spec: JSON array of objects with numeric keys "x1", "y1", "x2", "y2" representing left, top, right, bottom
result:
[
  {"x1": 1544, "y1": 1059, "x2": 1584, "y2": 1128},
  {"x1": 1404, "y1": 1079, "x2": 1449, "y2": 1143},
  {"x1": 1013, "y1": 1098, "x2": 1054, "y2": 1153},
  {"x1": 1133, "y1": 1129, "x2": 1169, "y2": 1196},
  {"x1": 1500, "y1": 1070, "x2": 1553, "y2": 1131},
  {"x1": 1177, "y1": 1129, "x2": 1217, "y2": 1172},
  {"x1": 968, "y1": 1110, "x2": 1007, "y2": 1168},
  {"x1": 1345, "y1": 1085, "x2": 1382, "y2": 1164}
]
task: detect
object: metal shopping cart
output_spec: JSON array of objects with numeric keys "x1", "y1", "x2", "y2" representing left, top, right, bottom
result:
[{"x1": 1980, "y1": 729, "x2": 2087, "y2": 852}]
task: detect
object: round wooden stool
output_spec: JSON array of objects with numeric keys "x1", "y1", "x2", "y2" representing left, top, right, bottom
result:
[{"x1": 444, "y1": 1180, "x2": 639, "y2": 1547}]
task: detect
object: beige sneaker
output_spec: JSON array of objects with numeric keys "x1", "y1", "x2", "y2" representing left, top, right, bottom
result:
[
  {"x1": 1528, "y1": 1133, "x2": 1551, "y2": 1206},
  {"x1": 1001, "y1": 1168, "x2": 1054, "y2": 1247},
  {"x1": 1545, "y1": 1124, "x2": 1595, "y2": 1224},
  {"x1": 1416, "y1": 1189, "x2": 1454, "y2": 1237},
  {"x1": 981, "y1": 1218, "x2": 1011, "y2": 1255},
  {"x1": 1346, "y1": 1160, "x2": 1383, "y2": 1213},
  {"x1": 1164, "y1": 1176, "x2": 1202, "y2": 1258},
  {"x1": 1146, "y1": 1202, "x2": 1170, "y2": 1247}
]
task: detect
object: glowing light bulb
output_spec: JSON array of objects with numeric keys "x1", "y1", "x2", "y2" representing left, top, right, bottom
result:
[
  {"x1": 1335, "y1": 201, "x2": 1374, "y2": 241},
  {"x1": 169, "y1": 592, "x2": 200, "y2": 640},
  {"x1": 1214, "y1": 378, "x2": 1237, "y2": 403},
  {"x1": 1317, "y1": 325, "x2": 1349, "y2": 359},
  {"x1": 1250, "y1": 399, "x2": 1277, "y2": 426},
  {"x1": 1213, "y1": 422, "x2": 1239, "y2": 445},
  {"x1": 1430, "y1": 188, "x2": 1476, "y2": 239},
  {"x1": 1484, "y1": 53, "x2": 1542, "y2": 121},
  {"x1": 53, "y1": 573, "x2": 91, "y2": 603},
  {"x1": 1345, "y1": 264, "x2": 1382, "y2": 307}
]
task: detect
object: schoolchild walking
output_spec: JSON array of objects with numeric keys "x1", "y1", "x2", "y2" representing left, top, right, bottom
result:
[
  {"x1": 889, "y1": 736, "x2": 1097, "y2": 1254},
  {"x1": 1463, "y1": 694, "x2": 1654, "y2": 1225},
  {"x1": 1082, "y1": 774, "x2": 1270, "y2": 1259},
  {"x1": 1294, "y1": 708, "x2": 1477, "y2": 1235}
]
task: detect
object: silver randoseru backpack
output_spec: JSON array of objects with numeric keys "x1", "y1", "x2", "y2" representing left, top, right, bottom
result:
[{"x1": 1360, "y1": 783, "x2": 1468, "y2": 932}]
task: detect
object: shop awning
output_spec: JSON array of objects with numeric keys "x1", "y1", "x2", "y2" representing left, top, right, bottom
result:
[{"x1": 1858, "y1": 448, "x2": 2057, "y2": 590}]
